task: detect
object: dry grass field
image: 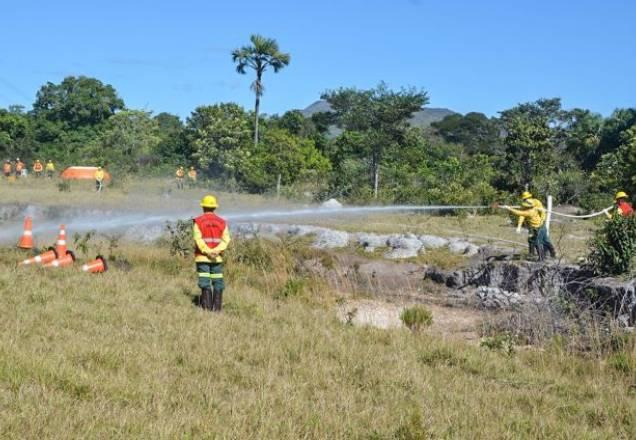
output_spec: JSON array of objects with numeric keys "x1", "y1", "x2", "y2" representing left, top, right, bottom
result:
[{"x1": 0, "y1": 178, "x2": 634, "y2": 438}]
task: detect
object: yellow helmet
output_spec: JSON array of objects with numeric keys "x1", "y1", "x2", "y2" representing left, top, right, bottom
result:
[
  {"x1": 615, "y1": 191, "x2": 628, "y2": 200},
  {"x1": 200, "y1": 195, "x2": 218, "y2": 208},
  {"x1": 521, "y1": 191, "x2": 532, "y2": 200}
]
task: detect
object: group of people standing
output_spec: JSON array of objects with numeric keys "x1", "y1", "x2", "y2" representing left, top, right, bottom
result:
[
  {"x1": 3, "y1": 159, "x2": 55, "y2": 179},
  {"x1": 175, "y1": 166, "x2": 198, "y2": 189}
]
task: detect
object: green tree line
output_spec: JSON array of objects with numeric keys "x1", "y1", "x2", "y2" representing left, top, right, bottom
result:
[{"x1": 1, "y1": 75, "x2": 634, "y2": 208}]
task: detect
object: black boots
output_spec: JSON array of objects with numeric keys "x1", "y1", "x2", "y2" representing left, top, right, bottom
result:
[
  {"x1": 544, "y1": 242, "x2": 557, "y2": 258},
  {"x1": 200, "y1": 288, "x2": 213, "y2": 310},
  {"x1": 199, "y1": 288, "x2": 222, "y2": 312},
  {"x1": 212, "y1": 289, "x2": 223, "y2": 312}
]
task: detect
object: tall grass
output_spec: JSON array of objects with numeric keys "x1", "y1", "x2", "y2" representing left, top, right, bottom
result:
[{"x1": 0, "y1": 239, "x2": 634, "y2": 438}]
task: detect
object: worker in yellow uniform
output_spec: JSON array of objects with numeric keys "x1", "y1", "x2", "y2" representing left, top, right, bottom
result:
[
  {"x1": 187, "y1": 166, "x2": 197, "y2": 188},
  {"x1": 45, "y1": 160, "x2": 56, "y2": 178},
  {"x1": 495, "y1": 199, "x2": 556, "y2": 261},
  {"x1": 176, "y1": 166, "x2": 185, "y2": 190},
  {"x1": 95, "y1": 167, "x2": 105, "y2": 192},
  {"x1": 193, "y1": 195, "x2": 231, "y2": 311},
  {"x1": 33, "y1": 160, "x2": 44, "y2": 177},
  {"x1": 517, "y1": 191, "x2": 554, "y2": 257}
]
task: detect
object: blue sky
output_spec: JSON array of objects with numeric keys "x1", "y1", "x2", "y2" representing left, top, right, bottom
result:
[{"x1": 1, "y1": 0, "x2": 634, "y2": 119}]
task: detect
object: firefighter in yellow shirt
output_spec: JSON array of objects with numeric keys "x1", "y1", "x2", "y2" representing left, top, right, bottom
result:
[
  {"x1": 45, "y1": 160, "x2": 56, "y2": 178},
  {"x1": 95, "y1": 167, "x2": 106, "y2": 192},
  {"x1": 193, "y1": 195, "x2": 231, "y2": 311},
  {"x1": 498, "y1": 198, "x2": 556, "y2": 261}
]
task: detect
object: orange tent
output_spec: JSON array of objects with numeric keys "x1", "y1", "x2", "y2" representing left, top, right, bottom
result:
[{"x1": 60, "y1": 166, "x2": 112, "y2": 182}]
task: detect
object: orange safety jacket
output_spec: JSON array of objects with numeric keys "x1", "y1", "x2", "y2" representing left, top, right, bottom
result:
[
  {"x1": 617, "y1": 200, "x2": 634, "y2": 217},
  {"x1": 3, "y1": 163, "x2": 11, "y2": 174},
  {"x1": 193, "y1": 213, "x2": 226, "y2": 258},
  {"x1": 34, "y1": 162, "x2": 44, "y2": 172},
  {"x1": 15, "y1": 162, "x2": 24, "y2": 171},
  {"x1": 176, "y1": 169, "x2": 185, "y2": 178}
]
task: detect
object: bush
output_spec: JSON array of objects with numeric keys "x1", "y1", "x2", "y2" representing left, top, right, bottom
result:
[
  {"x1": 400, "y1": 306, "x2": 433, "y2": 332},
  {"x1": 57, "y1": 181, "x2": 71, "y2": 192},
  {"x1": 164, "y1": 220, "x2": 192, "y2": 257},
  {"x1": 480, "y1": 332, "x2": 516, "y2": 356},
  {"x1": 588, "y1": 215, "x2": 636, "y2": 275}
]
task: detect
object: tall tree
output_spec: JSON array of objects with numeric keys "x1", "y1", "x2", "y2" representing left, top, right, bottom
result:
[
  {"x1": 32, "y1": 76, "x2": 124, "y2": 128},
  {"x1": 499, "y1": 98, "x2": 566, "y2": 190},
  {"x1": 187, "y1": 103, "x2": 251, "y2": 180},
  {"x1": 322, "y1": 83, "x2": 428, "y2": 198},
  {"x1": 431, "y1": 112, "x2": 502, "y2": 155},
  {"x1": 232, "y1": 35, "x2": 290, "y2": 147}
]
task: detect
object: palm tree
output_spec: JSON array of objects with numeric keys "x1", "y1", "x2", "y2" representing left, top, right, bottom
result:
[{"x1": 232, "y1": 35, "x2": 290, "y2": 147}]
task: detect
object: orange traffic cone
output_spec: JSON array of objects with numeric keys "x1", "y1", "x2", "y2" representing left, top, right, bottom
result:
[
  {"x1": 17, "y1": 216, "x2": 34, "y2": 249},
  {"x1": 81, "y1": 255, "x2": 108, "y2": 273},
  {"x1": 43, "y1": 250, "x2": 76, "y2": 268},
  {"x1": 55, "y1": 224, "x2": 68, "y2": 255},
  {"x1": 19, "y1": 248, "x2": 58, "y2": 266}
]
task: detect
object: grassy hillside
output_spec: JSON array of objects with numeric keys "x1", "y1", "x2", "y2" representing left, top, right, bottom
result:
[{"x1": 0, "y1": 236, "x2": 635, "y2": 438}]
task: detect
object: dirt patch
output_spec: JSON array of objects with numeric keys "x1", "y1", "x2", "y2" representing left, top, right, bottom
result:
[{"x1": 336, "y1": 298, "x2": 484, "y2": 341}]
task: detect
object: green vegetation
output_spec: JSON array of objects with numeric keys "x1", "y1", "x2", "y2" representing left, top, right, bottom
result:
[
  {"x1": 589, "y1": 214, "x2": 636, "y2": 275},
  {"x1": 2, "y1": 51, "x2": 634, "y2": 208},
  {"x1": 400, "y1": 306, "x2": 433, "y2": 331}
]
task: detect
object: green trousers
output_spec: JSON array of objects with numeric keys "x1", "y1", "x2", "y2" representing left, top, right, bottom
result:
[{"x1": 196, "y1": 262, "x2": 224, "y2": 291}]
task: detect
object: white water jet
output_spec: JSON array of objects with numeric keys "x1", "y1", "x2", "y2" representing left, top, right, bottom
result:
[{"x1": 0, "y1": 204, "x2": 488, "y2": 244}]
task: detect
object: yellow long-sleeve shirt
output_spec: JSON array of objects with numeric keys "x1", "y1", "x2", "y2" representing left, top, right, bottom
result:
[
  {"x1": 46, "y1": 162, "x2": 55, "y2": 171},
  {"x1": 508, "y1": 206, "x2": 544, "y2": 229},
  {"x1": 517, "y1": 198, "x2": 546, "y2": 229},
  {"x1": 193, "y1": 222, "x2": 231, "y2": 263},
  {"x1": 95, "y1": 170, "x2": 105, "y2": 181}
]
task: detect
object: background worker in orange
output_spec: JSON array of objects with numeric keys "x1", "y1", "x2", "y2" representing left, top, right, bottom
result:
[
  {"x1": 187, "y1": 166, "x2": 197, "y2": 188},
  {"x1": 193, "y1": 195, "x2": 231, "y2": 311},
  {"x1": 3, "y1": 160, "x2": 11, "y2": 178},
  {"x1": 604, "y1": 191, "x2": 634, "y2": 218},
  {"x1": 33, "y1": 160, "x2": 44, "y2": 177},
  {"x1": 176, "y1": 166, "x2": 185, "y2": 189},
  {"x1": 15, "y1": 158, "x2": 24, "y2": 178}
]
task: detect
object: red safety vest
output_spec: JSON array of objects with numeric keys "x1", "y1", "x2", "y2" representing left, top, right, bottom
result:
[
  {"x1": 193, "y1": 213, "x2": 226, "y2": 257},
  {"x1": 617, "y1": 200, "x2": 634, "y2": 217}
]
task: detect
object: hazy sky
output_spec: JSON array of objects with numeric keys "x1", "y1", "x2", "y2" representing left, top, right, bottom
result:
[{"x1": 1, "y1": 0, "x2": 634, "y2": 118}]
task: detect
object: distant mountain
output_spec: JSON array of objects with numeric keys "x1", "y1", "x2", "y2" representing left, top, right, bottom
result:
[{"x1": 300, "y1": 100, "x2": 457, "y2": 128}]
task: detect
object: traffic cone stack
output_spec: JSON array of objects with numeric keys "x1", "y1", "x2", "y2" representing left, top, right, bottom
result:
[
  {"x1": 17, "y1": 216, "x2": 34, "y2": 249},
  {"x1": 55, "y1": 224, "x2": 67, "y2": 255},
  {"x1": 14, "y1": 222, "x2": 109, "y2": 276},
  {"x1": 19, "y1": 248, "x2": 58, "y2": 266},
  {"x1": 43, "y1": 250, "x2": 76, "y2": 268},
  {"x1": 81, "y1": 255, "x2": 108, "y2": 273}
]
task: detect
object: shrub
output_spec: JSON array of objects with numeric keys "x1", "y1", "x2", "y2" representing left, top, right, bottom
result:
[
  {"x1": 275, "y1": 277, "x2": 305, "y2": 299},
  {"x1": 588, "y1": 214, "x2": 636, "y2": 275},
  {"x1": 57, "y1": 181, "x2": 71, "y2": 192},
  {"x1": 480, "y1": 332, "x2": 516, "y2": 356},
  {"x1": 400, "y1": 306, "x2": 433, "y2": 332},
  {"x1": 164, "y1": 220, "x2": 192, "y2": 257}
]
